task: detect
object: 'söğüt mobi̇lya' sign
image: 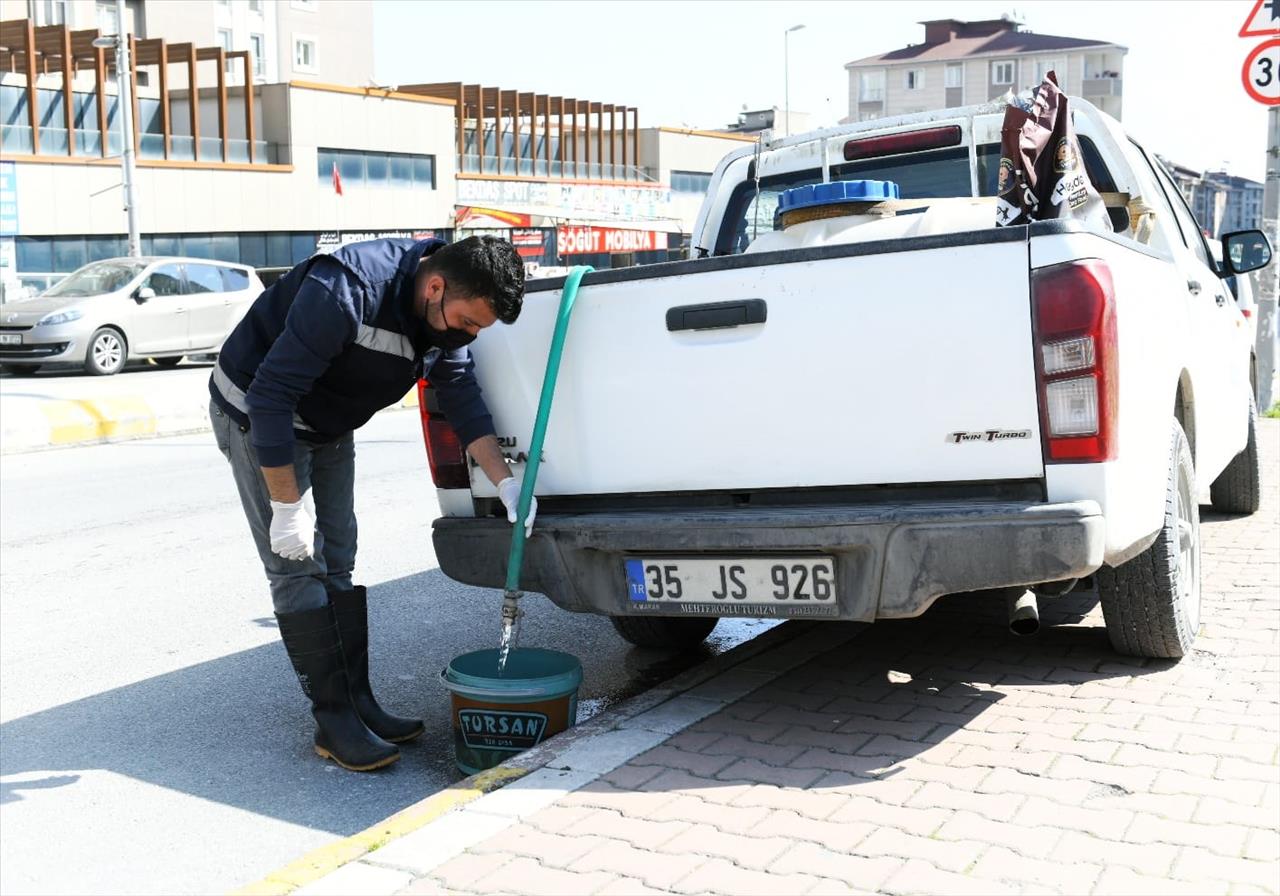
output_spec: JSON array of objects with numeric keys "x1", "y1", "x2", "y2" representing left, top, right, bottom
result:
[{"x1": 557, "y1": 226, "x2": 668, "y2": 256}]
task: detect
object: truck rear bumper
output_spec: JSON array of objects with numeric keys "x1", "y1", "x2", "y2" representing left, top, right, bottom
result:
[{"x1": 432, "y1": 499, "x2": 1105, "y2": 621}]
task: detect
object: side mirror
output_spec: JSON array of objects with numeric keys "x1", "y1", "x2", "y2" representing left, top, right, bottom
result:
[
  {"x1": 135, "y1": 286, "x2": 156, "y2": 303},
  {"x1": 1220, "y1": 230, "x2": 1272, "y2": 276}
]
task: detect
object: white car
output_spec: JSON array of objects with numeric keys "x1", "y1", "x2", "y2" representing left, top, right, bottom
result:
[
  {"x1": 424, "y1": 99, "x2": 1268, "y2": 660},
  {"x1": 0, "y1": 257, "x2": 263, "y2": 376}
]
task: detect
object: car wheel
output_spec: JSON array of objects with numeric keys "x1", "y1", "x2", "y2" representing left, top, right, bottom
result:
[
  {"x1": 1208, "y1": 394, "x2": 1260, "y2": 514},
  {"x1": 84, "y1": 327, "x2": 127, "y2": 376},
  {"x1": 152, "y1": 356, "x2": 183, "y2": 368},
  {"x1": 610, "y1": 615, "x2": 719, "y2": 648},
  {"x1": 1097, "y1": 418, "x2": 1199, "y2": 659},
  {"x1": 1, "y1": 364, "x2": 41, "y2": 376}
]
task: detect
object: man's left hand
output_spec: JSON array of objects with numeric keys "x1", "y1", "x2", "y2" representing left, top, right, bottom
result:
[{"x1": 497, "y1": 477, "x2": 536, "y2": 537}]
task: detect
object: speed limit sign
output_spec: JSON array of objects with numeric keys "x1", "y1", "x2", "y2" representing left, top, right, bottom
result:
[{"x1": 1242, "y1": 39, "x2": 1280, "y2": 105}]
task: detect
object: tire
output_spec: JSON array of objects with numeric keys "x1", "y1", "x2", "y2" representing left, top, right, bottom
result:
[
  {"x1": 152, "y1": 356, "x2": 183, "y2": 368},
  {"x1": 84, "y1": 328, "x2": 126, "y2": 376},
  {"x1": 1097, "y1": 418, "x2": 1200, "y2": 659},
  {"x1": 1, "y1": 364, "x2": 41, "y2": 376},
  {"x1": 610, "y1": 615, "x2": 719, "y2": 648},
  {"x1": 1209, "y1": 395, "x2": 1260, "y2": 514}
]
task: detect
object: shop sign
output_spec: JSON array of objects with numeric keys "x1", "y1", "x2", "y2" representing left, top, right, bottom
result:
[
  {"x1": 511, "y1": 228, "x2": 548, "y2": 258},
  {"x1": 456, "y1": 206, "x2": 531, "y2": 228},
  {"x1": 457, "y1": 178, "x2": 673, "y2": 220},
  {"x1": 315, "y1": 229, "x2": 442, "y2": 253},
  {"x1": 557, "y1": 226, "x2": 668, "y2": 256}
]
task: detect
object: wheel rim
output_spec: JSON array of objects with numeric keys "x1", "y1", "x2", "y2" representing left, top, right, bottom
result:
[
  {"x1": 93, "y1": 333, "x2": 122, "y2": 371},
  {"x1": 1175, "y1": 464, "x2": 1200, "y2": 634}
]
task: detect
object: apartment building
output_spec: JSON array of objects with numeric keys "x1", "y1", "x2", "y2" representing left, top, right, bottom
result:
[
  {"x1": 11, "y1": 0, "x2": 371, "y2": 87},
  {"x1": 1160, "y1": 158, "x2": 1265, "y2": 239},
  {"x1": 845, "y1": 17, "x2": 1126, "y2": 123}
]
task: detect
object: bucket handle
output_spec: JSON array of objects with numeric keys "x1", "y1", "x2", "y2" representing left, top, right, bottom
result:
[{"x1": 439, "y1": 669, "x2": 571, "y2": 701}]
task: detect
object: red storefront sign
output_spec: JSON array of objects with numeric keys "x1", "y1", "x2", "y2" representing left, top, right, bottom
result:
[
  {"x1": 556, "y1": 226, "x2": 669, "y2": 256},
  {"x1": 511, "y1": 228, "x2": 547, "y2": 258}
]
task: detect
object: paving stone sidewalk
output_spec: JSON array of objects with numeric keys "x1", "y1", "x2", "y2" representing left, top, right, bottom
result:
[{"x1": 318, "y1": 421, "x2": 1279, "y2": 896}]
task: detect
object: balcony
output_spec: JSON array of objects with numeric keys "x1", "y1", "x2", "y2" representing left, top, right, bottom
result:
[{"x1": 1082, "y1": 76, "x2": 1123, "y2": 98}]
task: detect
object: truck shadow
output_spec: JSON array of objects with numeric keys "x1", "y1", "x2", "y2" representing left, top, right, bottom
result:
[
  {"x1": 571, "y1": 585, "x2": 1180, "y2": 806},
  {"x1": 0, "y1": 568, "x2": 739, "y2": 832}
]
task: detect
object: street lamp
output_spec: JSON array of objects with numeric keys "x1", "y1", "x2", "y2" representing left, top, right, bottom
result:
[
  {"x1": 784, "y1": 23, "x2": 805, "y2": 137},
  {"x1": 92, "y1": 0, "x2": 140, "y2": 257}
]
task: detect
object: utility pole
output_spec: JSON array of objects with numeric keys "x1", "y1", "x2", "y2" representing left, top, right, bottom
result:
[
  {"x1": 1258, "y1": 106, "x2": 1278, "y2": 412},
  {"x1": 93, "y1": 0, "x2": 141, "y2": 257},
  {"x1": 784, "y1": 24, "x2": 804, "y2": 137}
]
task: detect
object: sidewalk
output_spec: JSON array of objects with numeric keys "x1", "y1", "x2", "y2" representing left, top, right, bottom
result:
[
  {"x1": 244, "y1": 420, "x2": 1280, "y2": 896},
  {"x1": 0, "y1": 365, "x2": 418, "y2": 454}
]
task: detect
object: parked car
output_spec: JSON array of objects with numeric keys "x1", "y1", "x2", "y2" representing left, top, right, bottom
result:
[
  {"x1": 0, "y1": 257, "x2": 263, "y2": 376},
  {"x1": 1210, "y1": 237, "x2": 1260, "y2": 392},
  {"x1": 423, "y1": 98, "x2": 1268, "y2": 660}
]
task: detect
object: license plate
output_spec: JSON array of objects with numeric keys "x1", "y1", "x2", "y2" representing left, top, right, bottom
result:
[
  {"x1": 625, "y1": 556, "x2": 838, "y2": 617},
  {"x1": 0, "y1": 334, "x2": 21, "y2": 346}
]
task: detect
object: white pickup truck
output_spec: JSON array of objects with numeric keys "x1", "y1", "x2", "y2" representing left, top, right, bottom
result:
[{"x1": 423, "y1": 98, "x2": 1270, "y2": 660}]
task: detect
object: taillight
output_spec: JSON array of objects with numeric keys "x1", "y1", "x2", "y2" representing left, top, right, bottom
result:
[
  {"x1": 843, "y1": 125, "x2": 962, "y2": 161},
  {"x1": 1241, "y1": 308, "x2": 1252, "y2": 319},
  {"x1": 418, "y1": 379, "x2": 470, "y2": 488},
  {"x1": 1031, "y1": 260, "x2": 1118, "y2": 463}
]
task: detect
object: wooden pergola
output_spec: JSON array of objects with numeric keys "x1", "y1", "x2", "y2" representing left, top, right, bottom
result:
[
  {"x1": 0, "y1": 18, "x2": 258, "y2": 164},
  {"x1": 400, "y1": 82, "x2": 639, "y2": 182}
]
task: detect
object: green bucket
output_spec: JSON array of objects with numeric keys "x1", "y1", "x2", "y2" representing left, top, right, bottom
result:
[{"x1": 441, "y1": 648, "x2": 583, "y2": 775}]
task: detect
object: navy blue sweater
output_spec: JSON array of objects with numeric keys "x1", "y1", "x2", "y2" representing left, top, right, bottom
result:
[{"x1": 210, "y1": 238, "x2": 494, "y2": 467}]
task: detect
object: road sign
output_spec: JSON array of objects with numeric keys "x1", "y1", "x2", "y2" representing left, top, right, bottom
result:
[
  {"x1": 1240, "y1": 0, "x2": 1280, "y2": 38},
  {"x1": 1243, "y1": 39, "x2": 1280, "y2": 105}
]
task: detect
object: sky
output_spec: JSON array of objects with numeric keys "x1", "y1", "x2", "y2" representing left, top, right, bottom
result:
[{"x1": 373, "y1": 0, "x2": 1272, "y2": 183}]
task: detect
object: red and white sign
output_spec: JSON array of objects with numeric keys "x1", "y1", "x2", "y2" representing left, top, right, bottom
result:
[
  {"x1": 511, "y1": 228, "x2": 547, "y2": 258},
  {"x1": 1242, "y1": 38, "x2": 1280, "y2": 105},
  {"x1": 1239, "y1": 0, "x2": 1280, "y2": 38},
  {"x1": 556, "y1": 226, "x2": 668, "y2": 256}
]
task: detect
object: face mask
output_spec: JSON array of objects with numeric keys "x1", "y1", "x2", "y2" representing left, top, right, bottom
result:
[{"x1": 430, "y1": 288, "x2": 477, "y2": 350}]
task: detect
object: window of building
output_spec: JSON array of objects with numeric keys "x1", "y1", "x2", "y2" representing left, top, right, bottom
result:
[
  {"x1": 905, "y1": 69, "x2": 925, "y2": 91},
  {"x1": 1084, "y1": 53, "x2": 1106, "y2": 79},
  {"x1": 216, "y1": 29, "x2": 234, "y2": 74},
  {"x1": 859, "y1": 70, "x2": 885, "y2": 103},
  {"x1": 670, "y1": 170, "x2": 712, "y2": 194},
  {"x1": 95, "y1": 0, "x2": 118, "y2": 34},
  {"x1": 945, "y1": 63, "x2": 963, "y2": 89},
  {"x1": 30, "y1": 0, "x2": 70, "y2": 26},
  {"x1": 249, "y1": 33, "x2": 265, "y2": 78},
  {"x1": 247, "y1": 0, "x2": 262, "y2": 12},
  {"x1": 991, "y1": 60, "x2": 1015, "y2": 85},
  {"x1": 1034, "y1": 59, "x2": 1064, "y2": 83},
  {"x1": 316, "y1": 148, "x2": 436, "y2": 190},
  {"x1": 294, "y1": 37, "x2": 317, "y2": 73}
]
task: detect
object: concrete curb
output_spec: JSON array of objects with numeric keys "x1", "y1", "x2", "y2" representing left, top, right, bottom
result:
[
  {"x1": 236, "y1": 620, "x2": 866, "y2": 896},
  {"x1": 0, "y1": 386, "x2": 419, "y2": 455}
]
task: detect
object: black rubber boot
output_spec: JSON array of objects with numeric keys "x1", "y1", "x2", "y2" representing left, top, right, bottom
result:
[
  {"x1": 329, "y1": 586, "x2": 425, "y2": 744},
  {"x1": 276, "y1": 605, "x2": 400, "y2": 771}
]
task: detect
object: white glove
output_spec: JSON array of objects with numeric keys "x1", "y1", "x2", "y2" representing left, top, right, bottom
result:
[
  {"x1": 269, "y1": 497, "x2": 315, "y2": 561},
  {"x1": 497, "y1": 477, "x2": 536, "y2": 537}
]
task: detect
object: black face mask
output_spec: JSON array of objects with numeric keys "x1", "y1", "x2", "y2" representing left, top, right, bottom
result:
[{"x1": 430, "y1": 288, "x2": 477, "y2": 350}]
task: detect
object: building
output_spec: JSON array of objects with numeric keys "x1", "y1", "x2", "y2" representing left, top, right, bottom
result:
[
  {"x1": 722, "y1": 106, "x2": 813, "y2": 137},
  {"x1": 0, "y1": 14, "x2": 752, "y2": 299},
  {"x1": 845, "y1": 17, "x2": 1126, "y2": 123},
  {"x1": 1157, "y1": 158, "x2": 1263, "y2": 239},
  {"x1": 14, "y1": 0, "x2": 372, "y2": 87}
]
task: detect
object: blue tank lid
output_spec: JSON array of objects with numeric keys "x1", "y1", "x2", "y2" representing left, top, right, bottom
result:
[{"x1": 778, "y1": 180, "x2": 900, "y2": 213}]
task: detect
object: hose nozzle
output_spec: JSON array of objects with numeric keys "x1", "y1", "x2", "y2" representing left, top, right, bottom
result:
[{"x1": 501, "y1": 591, "x2": 522, "y2": 623}]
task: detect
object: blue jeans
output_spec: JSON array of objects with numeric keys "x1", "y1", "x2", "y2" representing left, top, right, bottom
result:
[{"x1": 210, "y1": 400, "x2": 357, "y2": 614}]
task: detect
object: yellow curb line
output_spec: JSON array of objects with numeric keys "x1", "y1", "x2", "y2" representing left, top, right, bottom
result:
[
  {"x1": 40, "y1": 397, "x2": 157, "y2": 444},
  {"x1": 229, "y1": 765, "x2": 528, "y2": 895}
]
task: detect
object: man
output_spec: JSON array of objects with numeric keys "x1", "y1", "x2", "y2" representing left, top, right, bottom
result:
[{"x1": 209, "y1": 235, "x2": 533, "y2": 772}]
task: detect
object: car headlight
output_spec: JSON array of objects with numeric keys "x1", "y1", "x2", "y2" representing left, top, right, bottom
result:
[{"x1": 37, "y1": 309, "x2": 83, "y2": 326}]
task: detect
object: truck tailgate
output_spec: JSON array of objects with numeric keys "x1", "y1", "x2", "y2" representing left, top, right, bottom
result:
[{"x1": 468, "y1": 236, "x2": 1044, "y2": 497}]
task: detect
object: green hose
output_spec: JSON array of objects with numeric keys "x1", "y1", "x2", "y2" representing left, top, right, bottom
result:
[{"x1": 503, "y1": 265, "x2": 593, "y2": 596}]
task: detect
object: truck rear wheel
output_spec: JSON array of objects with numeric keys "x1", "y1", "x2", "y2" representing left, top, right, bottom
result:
[
  {"x1": 1097, "y1": 419, "x2": 1199, "y2": 659},
  {"x1": 1208, "y1": 395, "x2": 1260, "y2": 514},
  {"x1": 610, "y1": 615, "x2": 718, "y2": 648}
]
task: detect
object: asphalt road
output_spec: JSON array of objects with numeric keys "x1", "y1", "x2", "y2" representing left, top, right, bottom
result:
[{"x1": 0, "y1": 411, "x2": 775, "y2": 895}]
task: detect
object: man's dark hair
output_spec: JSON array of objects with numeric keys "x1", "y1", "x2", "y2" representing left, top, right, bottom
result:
[{"x1": 422, "y1": 235, "x2": 524, "y2": 324}]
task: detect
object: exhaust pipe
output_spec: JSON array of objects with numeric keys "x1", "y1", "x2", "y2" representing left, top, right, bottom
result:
[{"x1": 1007, "y1": 590, "x2": 1040, "y2": 636}]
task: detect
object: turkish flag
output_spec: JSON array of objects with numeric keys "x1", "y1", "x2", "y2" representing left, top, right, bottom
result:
[{"x1": 331, "y1": 162, "x2": 343, "y2": 196}]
